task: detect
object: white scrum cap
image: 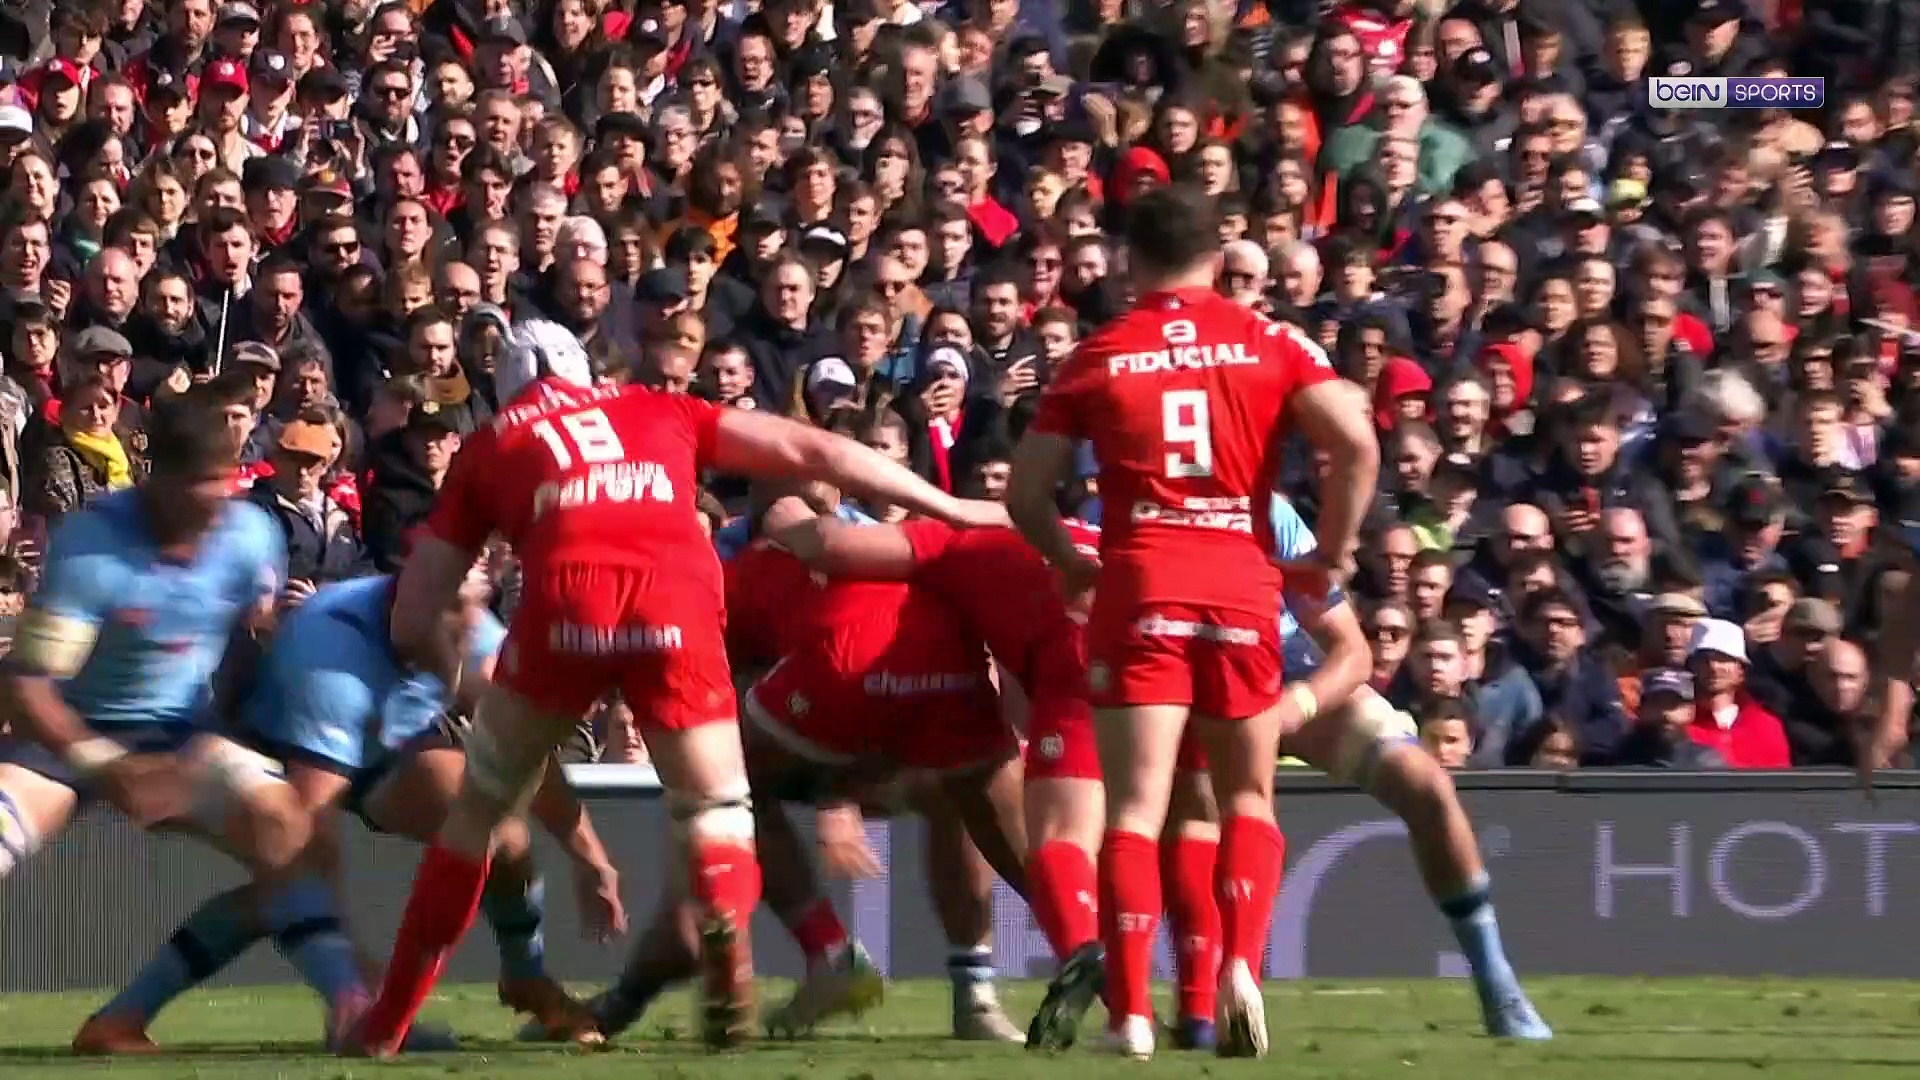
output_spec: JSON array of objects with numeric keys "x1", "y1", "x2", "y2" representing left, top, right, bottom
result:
[{"x1": 494, "y1": 318, "x2": 594, "y2": 403}]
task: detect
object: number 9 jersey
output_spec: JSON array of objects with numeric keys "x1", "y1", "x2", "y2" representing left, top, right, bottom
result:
[
  {"x1": 1029, "y1": 287, "x2": 1336, "y2": 719},
  {"x1": 425, "y1": 378, "x2": 736, "y2": 729}
]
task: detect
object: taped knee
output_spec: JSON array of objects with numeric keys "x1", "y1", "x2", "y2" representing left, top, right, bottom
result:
[
  {"x1": 464, "y1": 713, "x2": 548, "y2": 816},
  {"x1": 668, "y1": 780, "x2": 756, "y2": 848},
  {"x1": 1330, "y1": 696, "x2": 1419, "y2": 789},
  {"x1": 184, "y1": 736, "x2": 290, "y2": 835},
  {"x1": 0, "y1": 789, "x2": 38, "y2": 879}
]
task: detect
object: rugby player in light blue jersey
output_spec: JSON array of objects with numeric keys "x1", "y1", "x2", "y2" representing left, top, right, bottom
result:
[
  {"x1": 1158, "y1": 496, "x2": 1550, "y2": 1046},
  {"x1": 88, "y1": 571, "x2": 627, "y2": 1049},
  {"x1": 0, "y1": 393, "x2": 355, "y2": 1054}
]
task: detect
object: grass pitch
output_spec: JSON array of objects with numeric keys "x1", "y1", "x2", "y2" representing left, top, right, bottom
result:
[{"x1": 2, "y1": 977, "x2": 1919, "y2": 1079}]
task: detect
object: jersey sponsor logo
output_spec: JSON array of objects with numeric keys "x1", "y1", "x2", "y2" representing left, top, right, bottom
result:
[
  {"x1": 862, "y1": 671, "x2": 981, "y2": 696},
  {"x1": 1128, "y1": 496, "x2": 1254, "y2": 534},
  {"x1": 531, "y1": 461, "x2": 676, "y2": 519},
  {"x1": 548, "y1": 621, "x2": 685, "y2": 655},
  {"x1": 1106, "y1": 341, "x2": 1257, "y2": 377},
  {"x1": 1134, "y1": 614, "x2": 1263, "y2": 647}
]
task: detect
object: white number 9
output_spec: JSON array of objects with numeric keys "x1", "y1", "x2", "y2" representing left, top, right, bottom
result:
[{"x1": 1162, "y1": 389, "x2": 1213, "y2": 478}]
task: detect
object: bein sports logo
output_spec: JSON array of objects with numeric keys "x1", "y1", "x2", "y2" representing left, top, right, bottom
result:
[{"x1": 1647, "y1": 76, "x2": 1824, "y2": 110}]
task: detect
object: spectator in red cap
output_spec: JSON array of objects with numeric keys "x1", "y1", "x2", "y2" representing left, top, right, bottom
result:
[
  {"x1": 28, "y1": 60, "x2": 86, "y2": 146},
  {"x1": 198, "y1": 57, "x2": 261, "y2": 172}
]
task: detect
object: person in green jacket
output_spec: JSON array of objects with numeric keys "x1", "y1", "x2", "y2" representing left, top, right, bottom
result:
[{"x1": 1318, "y1": 74, "x2": 1478, "y2": 197}]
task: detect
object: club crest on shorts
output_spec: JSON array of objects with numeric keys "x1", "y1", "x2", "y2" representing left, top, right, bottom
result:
[
  {"x1": 1039, "y1": 734, "x2": 1064, "y2": 761},
  {"x1": 1087, "y1": 661, "x2": 1110, "y2": 694},
  {"x1": 788, "y1": 692, "x2": 810, "y2": 717}
]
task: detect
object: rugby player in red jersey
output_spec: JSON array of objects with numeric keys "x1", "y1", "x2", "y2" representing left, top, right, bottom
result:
[
  {"x1": 345, "y1": 322, "x2": 1008, "y2": 1057},
  {"x1": 578, "y1": 494, "x2": 1032, "y2": 1043},
  {"x1": 1005, "y1": 186, "x2": 1379, "y2": 1060},
  {"x1": 771, "y1": 509, "x2": 1108, "y2": 1010}
]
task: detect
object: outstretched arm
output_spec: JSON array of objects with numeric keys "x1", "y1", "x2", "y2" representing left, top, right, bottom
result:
[
  {"x1": 766, "y1": 513, "x2": 921, "y2": 580},
  {"x1": 713, "y1": 409, "x2": 1007, "y2": 529}
]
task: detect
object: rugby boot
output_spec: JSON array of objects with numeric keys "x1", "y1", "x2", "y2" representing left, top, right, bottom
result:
[
  {"x1": 71, "y1": 1013, "x2": 160, "y2": 1055},
  {"x1": 1483, "y1": 991, "x2": 1553, "y2": 1041},
  {"x1": 766, "y1": 940, "x2": 886, "y2": 1037},
  {"x1": 1214, "y1": 958, "x2": 1269, "y2": 1059},
  {"x1": 954, "y1": 982, "x2": 1026, "y2": 1043},
  {"x1": 500, "y1": 975, "x2": 604, "y2": 1044},
  {"x1": 1169, "y1": 1016, "x2": 1217, "y2": 1051},
  {"x1": 1025, "y1": 940, "x2": 1105, "y2": 1051},
  {"x1": 1103, "y1": 1014, "x2": 1155, "y2": 1061}
]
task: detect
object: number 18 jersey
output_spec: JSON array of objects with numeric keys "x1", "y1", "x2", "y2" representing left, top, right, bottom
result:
[
  {"x1": 1030, "y1": 287, "x2": 1336, "y2": 619},
  {"x1": 428, "y1": 378, "x2": 724, "y2": 586},
  {"x1": 426, "y1": 377, "x2": 736, "y2": 727}
]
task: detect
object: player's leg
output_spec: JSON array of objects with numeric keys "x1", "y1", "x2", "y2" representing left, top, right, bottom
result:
[
  {"x1": 352, "y1": 684, "x2": 578, "y2": 1055},
  {"x1": 360, "y1": 742, "x2": 598, "y2": 1043},
  {"x1": 644, "y1": 719, "x2": 762, "y2": 1049},
  {"x1": 1022, "y1": 771, "x2": 1102, "y2": 955},
  {"x1": 1018, "y1": 694, "x2": 1106, "y2": 1051},
  {"x1": 159, "y1": 736, "x2": 401, "y2": 1048},
  {"x1": 1094, "y1": 701, "x2": 1189, "y2": 1058},
  {"x1": 1283, "y1": 696, "x2": 1549, "y2": 1039},
  {"x1": 0, "y1": 760, "x2": 79, "y2": 881},
  {"x1": 1161, "y1": 749, "x2": 1223, "y2": 1052},
  {"x1": 1020, "y1": 695, "x2": 1104, "y2": 961},
  {"x1": 745, "y1": 728, "x2": 884, "y2": 1037},
  {"x1": 1186, "y1": 624, "x2": 1292, "y2": 1061},
  {"x1": 932, "y1": 751, "x2": 1029, "y2": 1043},
  {"x1": 586, "y1": 885, "x2": 703, "y2": 1039},
  {"x1": 0, "y1": 758, "x2": 148, "y2": 1055}
]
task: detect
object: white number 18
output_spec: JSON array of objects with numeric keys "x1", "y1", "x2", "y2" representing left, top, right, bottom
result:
[
  {"x1": 1162, "y1": 390, "x2": 1213, "y2": 478},
  {"x1": 531, "y1": 407, "x2": 626, "y2": 469}
]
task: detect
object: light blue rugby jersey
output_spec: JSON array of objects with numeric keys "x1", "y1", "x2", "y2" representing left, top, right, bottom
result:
[
  {"x1": 713, "y1": 501, "x2": 878, "y2": 561},
  {"x1": 28, "y1": 490, "x2": 285, "y2": 729},
  {"x1": 1272, "y1": 497, "x2": 1343, "y2": 678},
  {"x1": 245, "y1": 575, "x2": 506, "y2": 774}
]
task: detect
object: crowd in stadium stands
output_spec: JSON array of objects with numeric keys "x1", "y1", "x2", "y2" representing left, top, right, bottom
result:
[{"x1": 0, "y1": 0, "x2": 1903, "y2": 772}]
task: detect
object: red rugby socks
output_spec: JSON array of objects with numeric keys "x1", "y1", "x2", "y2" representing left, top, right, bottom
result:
[
  {"x1": 1216, "y1": 816, "x2": 1285, "y2": 976},
  {"x1": 690, "y1": 841, "x2": 763, "y2": 928},
  {"x1": 1163, "y1": 833, "x2": 1222, "y2": 1022},
  {"x1": 1097, "y1": 830, "x2": 1161, "y2": 1023},
  {"x1": 1026, "y1": 839, "x2": 1099, "y2": 959},
  {"x1": 360, "y1": 844, "x2": 489, "y2": 1052},
  {"x1": 790, "y1": 898, "x2": 850, "y2": 964}
]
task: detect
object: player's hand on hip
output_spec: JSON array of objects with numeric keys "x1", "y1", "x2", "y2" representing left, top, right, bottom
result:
[
  {"x1": 100, "y1": 753, "x2": 197, "y2": 828},
  {"x1": 1275, "y1": 553, "x2": 1354, "y2": 603},
  {"x1": 1059, "y1": 551, "x2": 1102, "y2": 605},
  {"x1": 816, "y1": 802, "x2": 881, "y2": 879},
  {"x1": 574, "y1": 859, "x2": 628, "y2": 941}
]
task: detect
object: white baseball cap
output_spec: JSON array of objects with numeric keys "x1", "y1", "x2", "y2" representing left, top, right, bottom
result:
[
  {"x1": 1687, "y1": 618, "x2": 1748, "y2": 664},
  {"x1": 0, "y1": 105, "x2": 32, "y2": 137}
]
